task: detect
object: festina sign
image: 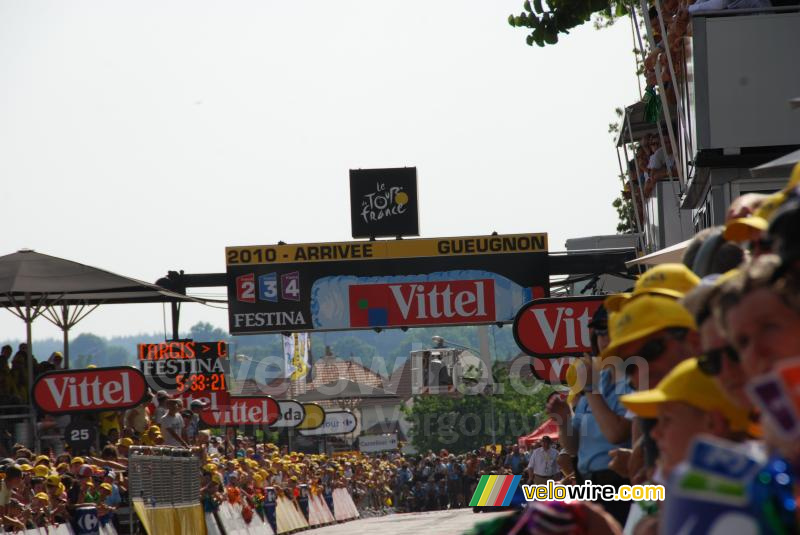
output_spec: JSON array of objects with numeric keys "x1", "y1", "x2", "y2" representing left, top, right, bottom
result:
[
  {"x1": 33, "y1": 366, "x2": 148, "y2": 414},
  {"x1": 513, "y1": 296, "x2": 605, "y2": 358},
  {"x1": 298, "y1": 410, "x2": 357, "y2": 436}
]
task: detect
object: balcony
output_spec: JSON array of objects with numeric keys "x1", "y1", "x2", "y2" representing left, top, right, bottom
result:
[{"x1": 680, "y1": 7, "x2": 800, "y2": 210}]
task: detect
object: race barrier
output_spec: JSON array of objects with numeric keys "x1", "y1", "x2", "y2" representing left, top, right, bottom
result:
[
  {"x1": 215, "y1": 502, "x2": 274, "y2": 535},
  {"x1": 124, "y1": 446, "x2": 369, "y2": 534},
  {"x1": 331, "y1": 488, "x2": 359, "y2": 522},
  {"x1": 127, "y1": 447, "x2": 205, "y2": 535}
]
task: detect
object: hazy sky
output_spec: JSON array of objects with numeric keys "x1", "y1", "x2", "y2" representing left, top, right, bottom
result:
[{"x1": 0, "y1": 1, "x2": 640, "y2": 342}]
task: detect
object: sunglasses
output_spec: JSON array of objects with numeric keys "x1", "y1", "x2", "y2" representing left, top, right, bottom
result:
[
  {"x1": 638, "y1": 337, "x2": 670, "y2": 361},
  {"x1": 697, "y1": 346, "x2": 739, "y2": 376}
]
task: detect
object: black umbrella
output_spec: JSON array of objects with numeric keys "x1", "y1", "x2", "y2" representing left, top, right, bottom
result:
[{"x1": 0, "y1": 249, "x2": 208, "y2": 447}]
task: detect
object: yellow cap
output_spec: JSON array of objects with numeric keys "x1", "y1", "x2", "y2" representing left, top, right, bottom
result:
[
  {"x1": 19, "y1": 464, "x2": 33, "y2": 472},
  {"x1": 34, "y1": 492, "x2": 50, "y2": 502},
  {"x1": 35, "y1": 455, "x2": 50, "y2": 463},
  {"x1": 565, "y1": 361, "x2": 583, "y2": 404},
  {"x1": 606, "y1": 264, "x2": 700, "y2": 312},
  {"x1": 46, "y1": 474, "x2": 61, "y2": 486},
  {"x1": 620, "y1": 358, "x2": 751, "y2": 432},
  {"x1": 117, "y1": 438, "x2": 134, "y2": 447},
  {"x1": 782, "y1": 162, "x2": 800, "y2": 194},
  {"x1": 33, "y1": 465, "x2": 50, "y2": 477},
  {"x1": 71, "y1": 457, "x2": 84, "y2": 465},
  {"x1": 100, "y1": 483, "x2": 113, "y2": 492},
  {"x1": 724, "y1": 190, "x2": 786, "y2": 241},
  {"x1": 599, "y1": 295, "x2": 696, "y2": 359}
]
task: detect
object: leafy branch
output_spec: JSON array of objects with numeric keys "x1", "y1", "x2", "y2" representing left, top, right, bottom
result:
[{"x1": 508, "y1": 0, "x2": 630, "y2": 47}]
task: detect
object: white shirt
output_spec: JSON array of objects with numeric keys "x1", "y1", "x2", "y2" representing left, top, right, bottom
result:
[
  {"x1": 160, "y1": 413, "x2": 184, "y2": 446},
  {"x1": 527, "y1": 446, "x2": 559, "y2": 476}
]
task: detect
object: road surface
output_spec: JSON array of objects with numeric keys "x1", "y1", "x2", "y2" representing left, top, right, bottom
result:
[{"x1": 305, "y1": 509, "x2": 513, "y2": 535}]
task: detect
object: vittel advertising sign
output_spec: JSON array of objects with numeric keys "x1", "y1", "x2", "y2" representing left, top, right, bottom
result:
[
  {"x1": 33, "y1": 366, "x2": 148, "y2": 414},
  {"x1": 513, "y1": 296, "x2": 605, "y2": 358},
  {"x1": 226, "y1": 233, "x2": 549, "y2": 334},
  {"x1": 184, "y1": 390, "x2": 280, "y2": 426}
]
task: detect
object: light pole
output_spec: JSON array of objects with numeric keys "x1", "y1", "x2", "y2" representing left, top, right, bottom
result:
[{"x1": 430, "y1": 335, "x2": 498, "y2": 447}]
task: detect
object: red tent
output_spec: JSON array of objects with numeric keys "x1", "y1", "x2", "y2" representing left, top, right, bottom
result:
[{"x1": 517, "y1": 418, "x2": 559, "y2": 448}]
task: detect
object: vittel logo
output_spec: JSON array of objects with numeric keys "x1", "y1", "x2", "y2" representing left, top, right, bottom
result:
[
  {"x1": 513, "y1": 297, "x2": 605, "y2": 358},
  {"x1": 33, "y1": 367, "x2": 148, "y2": 414},
  {"x1": 348, "y1": 279, "x2": 496, "y2": 327}
]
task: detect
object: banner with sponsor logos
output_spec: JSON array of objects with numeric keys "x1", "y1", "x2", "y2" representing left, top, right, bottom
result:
[
  {"x1": 195, "y1": 390, "x2": 279, "y2": 426},
  {"x1": 298, "y1": 410, "x2": 357, "y2": 436},
  {"x1": 33, "y1": 366, "x2": 148, "y2": 414},
  {"x1": 513, "y1": 296, "x2": 605, "y2": 358},
  {"x1": 226, "y1": 233, "x2": 549, "y2": 334}
]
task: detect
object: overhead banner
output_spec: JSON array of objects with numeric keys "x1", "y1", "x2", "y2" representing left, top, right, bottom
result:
[
  {"x1": 349, "y1": 167, "x2": 419, "y2": 239},
  {"x1": 226, "y1": 233, "x2": 549, "y2": 334},
  {"x1": 298, "y1": 410, "x2": 357, "y2": 436},
  {"x1": 513, "y1": 296, "x2": 605, "y2": 358}
]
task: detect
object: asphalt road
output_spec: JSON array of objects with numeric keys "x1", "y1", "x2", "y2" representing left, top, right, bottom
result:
[{"x1": 305, "y1": 509, "x2": 513, "y2": 535}]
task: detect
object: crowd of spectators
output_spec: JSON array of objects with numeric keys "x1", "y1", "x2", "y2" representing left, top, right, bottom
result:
[
  {"x1": 0, "y1": 397, "x2": 571, "y2": 533},
  {"x1": 3, "y1": 163, "x2": 800, "y2": 534},
  {"x1": 520, "y1": 165, "x2": 800, "y2": 533}
]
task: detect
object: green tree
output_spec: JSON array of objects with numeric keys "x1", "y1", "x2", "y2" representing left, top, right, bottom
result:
[
  {"x1": 71, "y1": 333, "x2": 107, "y2": 367},
  {"x1": 613, "y1": 187, "x2": 636, "y2": 233},
  {"x1": 190, "y1": 322, "x2": 230, "y2": 342},
  {"x1": 402, "y1": 363, "x2": 555, "y2": 453},
  {"x1": 508, "y1": 0, "x2": 630, "y2": 47}
]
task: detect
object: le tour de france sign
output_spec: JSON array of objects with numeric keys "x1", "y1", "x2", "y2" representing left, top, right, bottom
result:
[
  {"x1": 349, "y1": 167, "x2": 419, "y2": 239},
  {"x1": 225, "y1": 232, "x2": 549, "y2": 335}
]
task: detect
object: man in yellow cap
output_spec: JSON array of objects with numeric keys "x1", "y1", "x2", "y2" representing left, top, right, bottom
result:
[
  {"x1": 605, "y1": 263, "x2": 700, "y2": 313},
  {"x1": 597, "y1": 295, "x2": 698, "y2": 490},
  {"x1": 600, "y1": 295, "x2": 697, "y2": 391},
  {"x1": 548, "y1": 305, "x2": 634, "y2": 525},
  {"x1": 621, "y1": 358, "x2": 751, "y2": 480}
]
